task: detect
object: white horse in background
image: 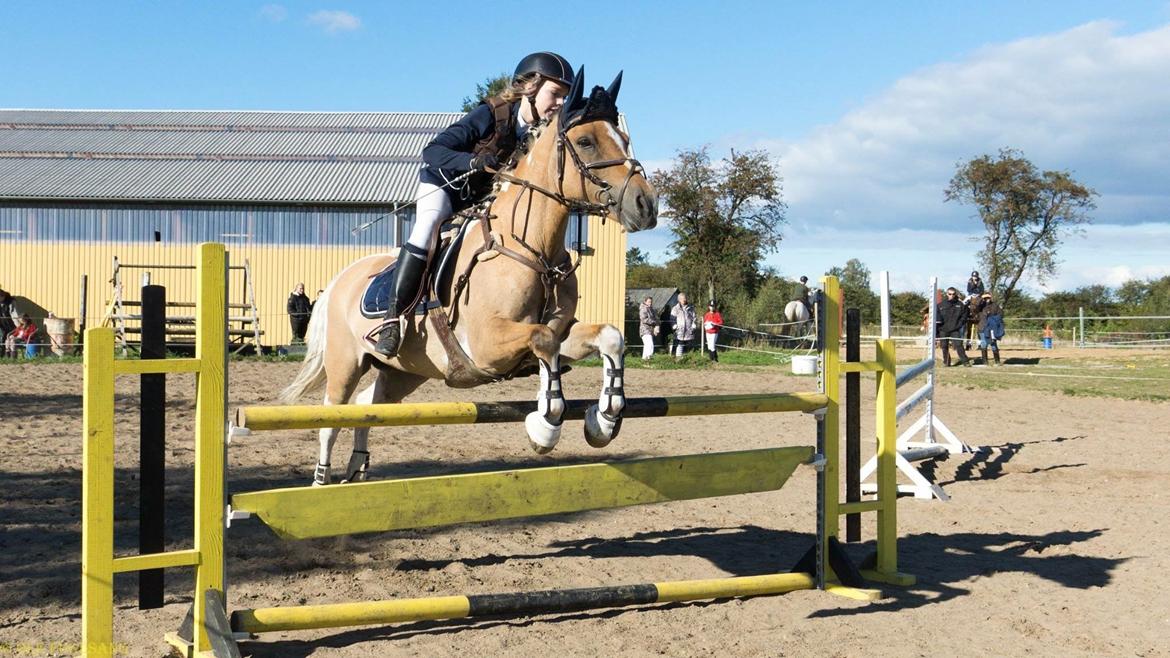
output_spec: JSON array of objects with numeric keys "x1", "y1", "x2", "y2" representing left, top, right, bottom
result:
[{"x1": 783, "y1": 300, "x2": 815, "y2": 347}]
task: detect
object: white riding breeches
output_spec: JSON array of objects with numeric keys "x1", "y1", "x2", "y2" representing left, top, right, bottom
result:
[
  {"x1": 406, "y1": 182, "x2": 454, "y2": 251},
  {"x1": 641, "y1": 334, "x2": 654, "y2": 359},
  {"x1": 705, "y1": 333, "x2": 718, "y2": 352}
]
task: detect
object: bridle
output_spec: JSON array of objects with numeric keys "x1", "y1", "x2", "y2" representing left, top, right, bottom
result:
[{"x1": 493, "y1": 115, "x2": 645, "y2": 221}]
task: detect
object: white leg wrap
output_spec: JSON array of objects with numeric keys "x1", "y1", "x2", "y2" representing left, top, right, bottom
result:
[
  {"x1": 526, "y1": 356, "x2": 564, "y2": 454},
  {"x1": 313, "y1": 462, "x2": 331, "y2": 486},
  {"x1": 341, "y1": 450, "x2": 370, "y2": 483},
  {"x1": 586, "y1": 327, "x2": 625, "y2": 448}
]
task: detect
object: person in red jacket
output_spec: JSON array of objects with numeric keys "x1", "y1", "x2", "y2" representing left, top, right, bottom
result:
[
  {"x1": 703, "y1": 300, "x2": 723, "y2": 362},
  {"x1": 6, "y1": 313, "x2": 38, "y2": 359}
]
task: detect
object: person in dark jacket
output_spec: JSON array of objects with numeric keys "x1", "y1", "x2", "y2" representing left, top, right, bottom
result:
[
  {"x1": 287, "y1": 282, "x2": 312, "y2": 343},
  {"x1": 936, "y1": 287, "x2": 971, "y2": 366},
  {"x1": 975, "y1": 292, "x2": 1005, "y2": 365},
  {"x1": 966, "y1": 271, "x2": 985, "y2": 297},
  {"x1": 375, "y1": 52, "x2": 575, "y2": 357},
  {"x1": 0, "y1": 288, "x2": 16, "y2": 349},
  {"x1": 791, "y1": 276, "x2": 812, "y2": 314}
]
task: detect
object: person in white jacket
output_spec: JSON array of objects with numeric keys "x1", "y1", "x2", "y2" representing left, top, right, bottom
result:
[{"x1": 670, "y1": 292, "x2": 697, "y2": 359}]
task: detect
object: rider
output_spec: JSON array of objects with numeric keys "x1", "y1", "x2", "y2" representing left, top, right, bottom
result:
[
  {"x1": 791, "y1": 276, "x2": 812, "y2": 315},
  {"x1": 375, "y1": 52, "x2": 575, "y2": 357}
]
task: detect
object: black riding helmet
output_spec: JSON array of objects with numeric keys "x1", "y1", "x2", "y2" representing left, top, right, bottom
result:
[{"x1": 514, "y1": 52, "x2": 574, "y2": 87}]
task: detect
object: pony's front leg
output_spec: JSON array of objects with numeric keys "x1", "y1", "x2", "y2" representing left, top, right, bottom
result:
[
  {"x1": 488, "y1": 320, "x2": 566, "y2": 454},
  {"x1": 561, "y1": 322, "x2": 625, "y2": 448}
]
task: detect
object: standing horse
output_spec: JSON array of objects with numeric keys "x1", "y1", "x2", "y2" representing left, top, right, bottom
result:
[
  {"x1": 783, "y1": 300, "x2": 814, "y2": 347},
  {"x1": 281, "y1": 69, "x2": 658, "y2": 485}
]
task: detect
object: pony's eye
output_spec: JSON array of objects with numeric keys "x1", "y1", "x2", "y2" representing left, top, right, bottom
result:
[{"x1": 576, "y1": 137, "x2": 594, "y2": 149}]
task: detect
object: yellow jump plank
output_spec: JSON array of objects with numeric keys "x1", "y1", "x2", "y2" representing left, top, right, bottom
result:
[
  {"x1": 232, "y1": 446, "x2": 814, "y2": 540},
  {"x1": 237, "y1": 392, "x2": 829, "y2": 431}
]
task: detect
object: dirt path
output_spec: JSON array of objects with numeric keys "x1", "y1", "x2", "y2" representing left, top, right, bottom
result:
[{"x1": 1, "y1": 358, "x2": 1167, "y2": 657}]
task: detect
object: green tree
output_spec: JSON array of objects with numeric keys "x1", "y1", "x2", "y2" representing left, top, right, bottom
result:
[
  {"x1": 945, "y1": 148, "x2": 1097, "y2": 308},
  {"x1": 626, "y1": 247, "x2": 650, "y2": 268},
  {"x1": 827, "y1": 258, "x2": 879, "y2": 323},
  {"x1": 626, "y1": 261, "x2": 674, "y2": 290},
  {"x1": 651, "y1": 147, "x2": 786, "y2": 303},
  {"x1": 1117, "y1": 275, "x2": 1170, "y2": 315},
  {"x1": 461, "y1": 73, "x2": 511, "y2": 112},
  {"x1": 890, "y1": 291, "x2": 929, "y2": 329}
]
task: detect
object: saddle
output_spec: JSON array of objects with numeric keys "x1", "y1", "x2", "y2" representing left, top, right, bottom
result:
[
  {"x1": 359, "y1": 218, "x2": 475, "y2": 319},
  {"x1": 357, "y1": 197, "x2": 578, "y2": 388}
]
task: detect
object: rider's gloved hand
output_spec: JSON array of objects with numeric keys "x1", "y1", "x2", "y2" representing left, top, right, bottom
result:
[{"x1": 469, "y1": 153, "x2": 500, "y2": 173}]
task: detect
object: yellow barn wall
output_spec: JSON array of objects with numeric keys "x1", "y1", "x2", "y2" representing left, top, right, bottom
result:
[
  {"x1": 1, "y1": 231, "x2": 627, "y2": 347},
  {"x1": 574, "y1": 216, "x2": 627, "y2": 327}
]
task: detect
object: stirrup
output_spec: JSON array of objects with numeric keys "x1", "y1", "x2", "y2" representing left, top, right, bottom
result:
[{"x1": 373, "y1": 319, "x2": 403, "y2": 356}]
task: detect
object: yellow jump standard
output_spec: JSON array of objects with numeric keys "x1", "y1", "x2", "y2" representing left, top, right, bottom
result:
[{"x1": 80, "y1": 245, "x2": 911, "y2": 658}]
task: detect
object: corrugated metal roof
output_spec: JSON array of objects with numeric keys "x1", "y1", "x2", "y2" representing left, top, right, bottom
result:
[{"x1": 0, "y1": 109, "x2": 464, "y2": 204}]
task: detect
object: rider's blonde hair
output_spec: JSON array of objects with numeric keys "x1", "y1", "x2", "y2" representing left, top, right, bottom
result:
[{"x1": 498, "y1": 73, "x2": 543, "y2": 103}]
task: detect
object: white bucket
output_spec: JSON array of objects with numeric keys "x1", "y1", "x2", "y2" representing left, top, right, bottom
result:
[{"x1": 791, "y1": 354, "x2": 818, "y2": 375}]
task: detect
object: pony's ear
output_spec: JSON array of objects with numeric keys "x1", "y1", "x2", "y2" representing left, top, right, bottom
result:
[
  {"x1": 559, "y1": 66, "x2": 585, "y2": 128},
  {"x1": 606, "y1": 71, "x2": 623, "y2": 104}
]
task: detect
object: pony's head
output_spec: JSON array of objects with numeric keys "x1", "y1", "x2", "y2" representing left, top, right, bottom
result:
[{"x1": 549, "y1": 67, "x2": 657, "y2": 232}]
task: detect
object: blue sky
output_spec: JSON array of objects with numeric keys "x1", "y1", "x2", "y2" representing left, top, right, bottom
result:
[{"x1": 3, "y1": 1, "x2": 1169, "y2": 293}]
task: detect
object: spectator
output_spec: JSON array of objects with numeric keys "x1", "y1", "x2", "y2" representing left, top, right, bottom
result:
[
  {"x1": 703, "y1": 300, "x2": 723, "y2": 362},
  {"x1": 311, "y1": 289, "x2": 325, "y2": 313},
  {"x1": 637, "y1": 296, "x2": 660, "y2": 362},
  {"x1": 670, "y1": 292, "x2": 697, "y2": 359},
  {"x1": 966, "y1": 271, "x2": 985, "y2": 297},
  {"x1": 791, "y1": 276, "x2": 812, "y2": 315},
  {"x1": 0, "y1": 288, "x2": 15, "y2": 348},
  {"x1": 975, "y1": 292, "x2": 1005, "y2": 365},
  {"x1": 287, "y1": 283, "x2": 312, "y2": 344},
  {"x1": 6, "y1": 313, "x2": 38, "y2": 359},
  {"x1": 936, "y1": 287, "x2": 971, "y2": 367}
]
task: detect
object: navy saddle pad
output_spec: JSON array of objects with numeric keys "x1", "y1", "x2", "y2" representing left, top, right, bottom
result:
[{"x1": 359, "y1": 219, "x2": 474, "y2": 319}]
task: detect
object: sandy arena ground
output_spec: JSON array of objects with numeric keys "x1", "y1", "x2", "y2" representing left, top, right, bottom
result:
[{"x1": 1, "y1": 351, "x2": 1168, "y2": 657}]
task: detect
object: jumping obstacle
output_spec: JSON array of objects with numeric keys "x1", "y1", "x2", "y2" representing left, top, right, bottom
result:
[
  {"x1": 80, "y1": 243, "x2": 912, "y2": 658},
  {"x1": 858, "y1": 272, "x2": 980, "y2": 501}
]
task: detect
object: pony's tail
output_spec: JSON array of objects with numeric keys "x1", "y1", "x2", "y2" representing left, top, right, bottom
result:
[{"x1": 280, "y1": 284, "x2": 332, "y2": 404}]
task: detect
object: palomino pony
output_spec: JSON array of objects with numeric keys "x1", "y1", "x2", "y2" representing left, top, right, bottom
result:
[{"x1": 282, "y1": 68, "x2": 658, "y2": 485}]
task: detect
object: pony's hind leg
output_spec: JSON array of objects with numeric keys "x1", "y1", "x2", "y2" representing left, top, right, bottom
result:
[
  {"x1": 561, "y1": 322, "x2": 626, "y2": 448},
  {"x1": 342, "y1": 369, "x2": 427, "y2": 483},
  {"x1": 314, "y1": 354, "x2": 368, "y2": 486}
]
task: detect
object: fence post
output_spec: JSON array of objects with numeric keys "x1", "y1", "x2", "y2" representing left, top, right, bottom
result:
[
  {"x1": 139, "y1": 285, "x2": 166, "y2": 609},
  {"x1": 844, "y1": 308, "x2": 860, "y2": 542}
]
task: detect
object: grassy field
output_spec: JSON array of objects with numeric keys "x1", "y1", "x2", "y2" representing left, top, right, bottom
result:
[
  {"x1": 922, "y1": 348, "x2": 1170, "y2": 402},
  {"x1": 8, "y1": 343, "x2": 1165, "y2": 401}
]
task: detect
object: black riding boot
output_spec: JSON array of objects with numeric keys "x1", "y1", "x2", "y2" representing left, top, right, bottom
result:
[
  {"x1": 992, "y1": 347, "x2": 1001, "y2": 365},
  {"x1": 980, "y1": 347, "x2": 989, "y2": 365},
  {"x1": 375, "y1": 244, "x2": 429, "y2": 357}
]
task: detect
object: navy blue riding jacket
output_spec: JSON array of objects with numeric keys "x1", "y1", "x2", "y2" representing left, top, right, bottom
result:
[{"x1": 421, "y1": 101, "x2": 529, "y2": 210}]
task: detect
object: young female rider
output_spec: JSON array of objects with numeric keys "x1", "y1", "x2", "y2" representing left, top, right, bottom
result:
[{"x1": 376, "y1": 52, "x2": 575, "y2": 357}]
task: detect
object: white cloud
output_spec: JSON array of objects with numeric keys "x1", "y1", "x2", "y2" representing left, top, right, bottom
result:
[
  {"x1": 307, "y1": 9, "x2": 361, "y2": 34},
  {"x1": 258, "y1": 4, "x2": 287, "y2": 22},
  {"x1": 756, "y1": 21, "x2": 1170, "y2": 233}
]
